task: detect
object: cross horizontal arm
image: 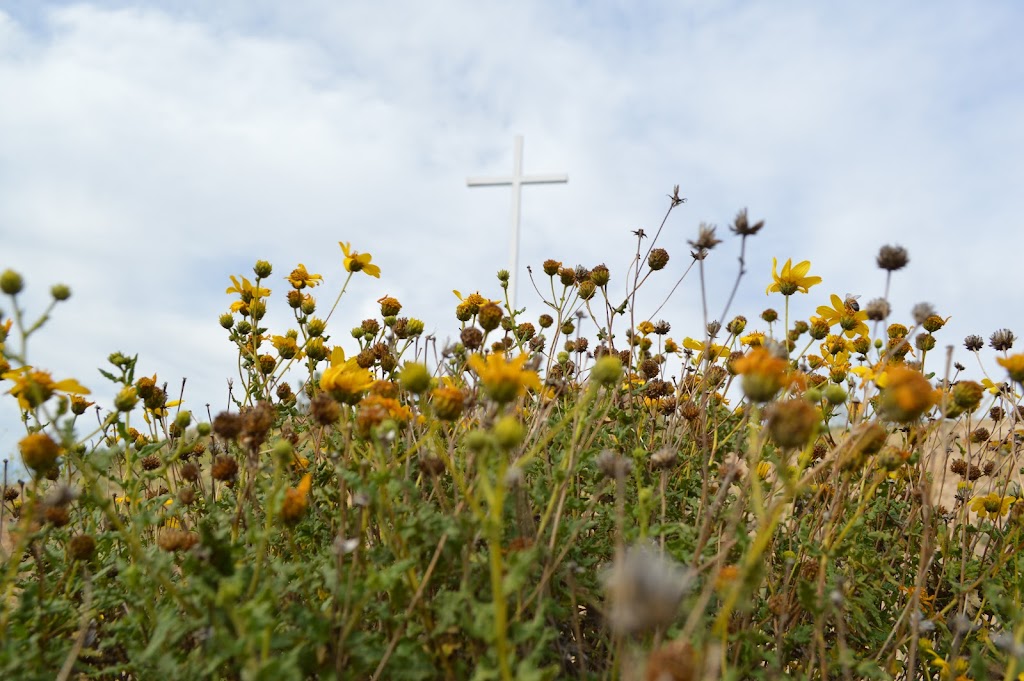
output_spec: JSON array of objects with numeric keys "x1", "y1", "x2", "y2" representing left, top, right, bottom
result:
[{"x1": 466, "y1": 173, "x2": 569, "y2": 187}]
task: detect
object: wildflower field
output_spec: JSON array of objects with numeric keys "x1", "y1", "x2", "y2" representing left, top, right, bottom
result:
[{"x1": 1, "y1": 195, "x2": 1022, "y2": 680}]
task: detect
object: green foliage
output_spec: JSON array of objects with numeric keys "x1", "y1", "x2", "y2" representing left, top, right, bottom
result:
[{"x1": 1, "y1": 202, "x2": 1023, "y2": 680}]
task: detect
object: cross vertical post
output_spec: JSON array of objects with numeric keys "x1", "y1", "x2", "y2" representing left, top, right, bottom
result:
[{"x1": 467, "y1": 135, "x2": 568, "y2": 310}]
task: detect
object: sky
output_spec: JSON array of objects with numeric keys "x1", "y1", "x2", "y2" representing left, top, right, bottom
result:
[{"x1": 2, "y1": 1, "x2": 1022, "y2": 478}]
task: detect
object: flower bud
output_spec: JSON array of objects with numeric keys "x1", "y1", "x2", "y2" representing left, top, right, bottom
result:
[
  {"x1": 648, "y1": 248, "x2": 670, "y2": 271},
  {"x1": 114, "y1": 386, "x2": 139, "y2": 412},
  {"x1": 399, "y1": 362, "x2": 431, "y2": 394},
  {"x1": 0, "y1": 269, "x2": 24, "y2": 295},
  {"x1": 253, "y1": 260, "x2": 273, "y2": 278},
  {"x1": 493, "y1": 415, "x2": 525, "y2": 450}
]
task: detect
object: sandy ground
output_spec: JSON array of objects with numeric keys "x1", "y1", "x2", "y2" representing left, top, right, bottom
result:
[{"x1": 918, "y1": 418, "x2": 1022, "y2": 512}]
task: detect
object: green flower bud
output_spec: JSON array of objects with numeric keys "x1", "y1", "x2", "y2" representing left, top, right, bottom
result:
[
  {"x1": 493, "y1": 415, "x2": 524, "y2": 450},
  {"x1": 50, "y1": 284, "x2": 71, "y2": 301},
  {"x1": 590, "y1": 356, "x2": 622, "y2": 387},
  {"x1": 399, "y1": 362, "x2": 432, "y2": 394},
  {"x1": 174, "y1": 410, "x2": 192, "y2": 430},
  {"x1": 823, "y1": 384, "x2": 847, "y2": 406},
  {"x1": 114, "y1": 386, "x2": 139, "y2": 412},
  {"x1": 253, "y1": 260, "x2": 273, "y2": 278},
  {"x1": 271, "y1": 438, "x2": 293, "y2": 466},
  {"x1": 0, "y1": 269, "x2": 24, "y2": 295}
]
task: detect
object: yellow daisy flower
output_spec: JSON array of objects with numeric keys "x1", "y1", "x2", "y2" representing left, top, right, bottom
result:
[
  {"x1": 766, "y1": 258, "x2": 822, "y2": 296},
  {"x1": 285, "y1": 264, "x2": 323, "y2": 289},
  {"x1": 467, "y1": 352, "x2": 541, "y2": 404},
  {"x1": 340, "y1": 242, "x2": 381, "y2": 278},
  {"x1": 320, "y1": 347, "x2": 374, "y2": 403},
  {"x1": 2, "y1": 366, "x2": 90, "y2": 410},
  {"x1": 969, "y1": 492, "x2": 1015, "y2": 520},
  {"x1": 816, "y1": 294, "x2": 869, "y2": 337}
]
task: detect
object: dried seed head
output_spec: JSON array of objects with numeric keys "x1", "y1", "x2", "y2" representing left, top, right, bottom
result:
[
  {"x1": 730, "y1": 208, "x2": 764, "y2": 236},
  {"x1": 68, "y1": 534, "x2": 96, "y2": 561},
  {"x1": 876, "y1": 244, "x2": 909, "y2": 271},
  {"x1": 911, "y1": 303, "x2": 935, "y2": 325},
  {"x1": 688, "y1": 223, "x2": 722, "y2": 251},
  {"x1": 240, "y1": 401, "x2": 275, "y2": 449},
  {"x1": 212, "y1": 412, "x2": 242, "y2": 440},
  {"x1": 650, "y1": 448, "x2": 678, "y2": 470},
  {"x1": 460, "y1": 326, "x2": 484, "y2": 351},
  {"x1": 418, "y1": 453, "x2": 446, "y2": 477},
  {"x1": 310, "y1": 392, "x2": 342, "y2": 426},
  {"x1": 45, "y1": 506, "x2": 70, "y2": 527},
  {"x1": 596, "y1": 449, "x2": 633, "y2": 480},
  {"x1": 864, "y1": 298, "x2": 891, "y2": 322},
  {"x1": 964, "y1": 335, "x2": 984, "y2": 352},
  {"x1": 990, "y1": 328, "x2": 1015, "y2": 351},
  {"x1": 211, "y1": 455, "x2": 239, "y2": 482},
  {"x1": 603, "y1": 542, "x2": 694, "y2": 635}
]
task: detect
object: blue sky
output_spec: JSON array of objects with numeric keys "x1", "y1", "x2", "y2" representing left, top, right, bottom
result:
[{"x1": 2, "y1": 1, "x2": 1022, "y2": 477}]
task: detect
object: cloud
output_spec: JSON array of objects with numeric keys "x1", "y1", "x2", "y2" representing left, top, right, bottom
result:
[{"x1": 1, "y1": 2, "x2": 1023, "y2": 474}]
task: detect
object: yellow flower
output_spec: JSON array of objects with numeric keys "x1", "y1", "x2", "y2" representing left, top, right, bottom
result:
[
  {"x1": 467, "y1": 352, "x2": 541, "y2": 404},
  {"x1": 969, "y1": 492, "x2": 1015, "y2": 520},
  {"x1": 319, "y1": 347, "x2": 374, "y2": 403},
  {"x1": 2, "y1": 366, "x2": 90, "y2": 410},
  {"x1": 740, "y1": 332, "x2": 765, "y2": 347},
  {"x1": 815, "y1": 294, "x2": 869, "y2": 337},
  {"x1": 681, "y1": 337, "x2": 729, "y2": 363},
  {"x1": 851, "y1": 362, "x2": 888, "y2": 388},
  {"x1": 340, "y1": 242, "x2": 381, "y2": 278},
  {"x1": 453, "y1": 289, "x2": 501, "y2": 318},
  {"x1": 225, "y1": 275, "x2": 270, "y2": 299},
  {"x1": 285, "y1": 264, "x2": 323, "y2": 289},
  {"x1": 996, "y1": 353, "x2": 1024, "y2": 383},
  {"x1": 766, "y1": 258, "x2": 822, "y2": 296},
  {"x1": 225, "y1": 274, "x2": 270, "y2": 313},
  {"x1": 980, "y1": 378, "x2": 1004, "y2": 395},
  {"x1": 271, "y1": 334, "x2": 304, "y2": 360},
  {"x1": 637, "y1": 321, "x2": 656, "y2": 335}
]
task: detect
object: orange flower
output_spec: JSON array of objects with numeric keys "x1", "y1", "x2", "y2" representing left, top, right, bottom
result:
[
  {"x1": 996, "y1": 353, "x2": 1024, "y2": 383},
  {"x1": 877, "y1": 366, "x2": 935, "y2": 422},
  {"x1": 733, "y1": 348, "x2": 788, "y2": 402},
  {"x1": 281, "y1": 473, "x2": 313, "y2": 524}
]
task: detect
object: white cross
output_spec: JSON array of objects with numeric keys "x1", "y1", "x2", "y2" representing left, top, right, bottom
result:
[{"x1": 467, "y1": 135, "x2": 568, "y2": 309}]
